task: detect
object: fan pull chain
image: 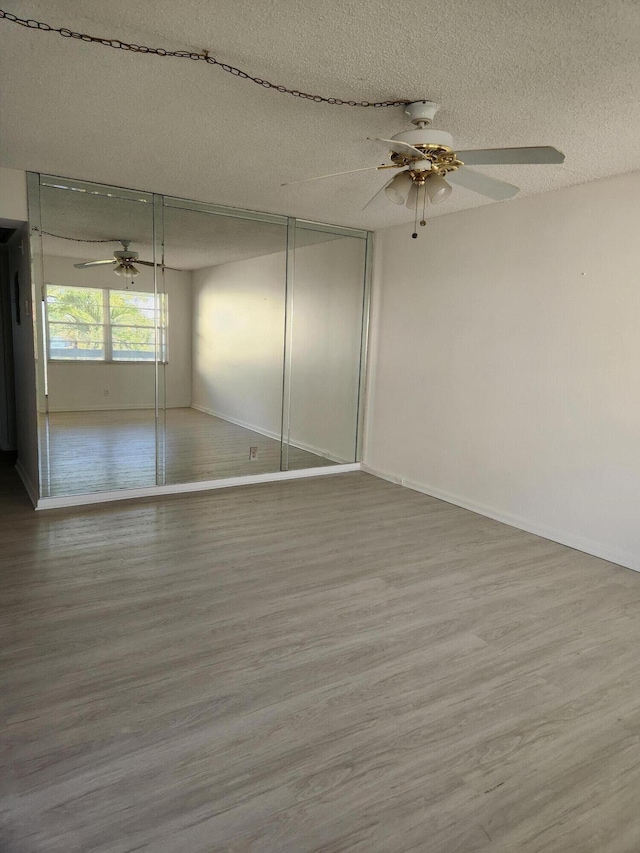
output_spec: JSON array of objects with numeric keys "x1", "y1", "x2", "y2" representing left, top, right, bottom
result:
[{"x1": 412, "y1": 184, "x2": 428, "y2": 238}]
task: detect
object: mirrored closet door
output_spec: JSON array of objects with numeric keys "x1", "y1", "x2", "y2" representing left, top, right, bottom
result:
[
  {"x1": 284, "y1": 223, "x2": 368, "y2": 470},
  {"x1": 29, "y1": 174, "x2": 371, "y2": 500},
  {"x1": 31, "y1": 175, "x2": 162, "y2": 497},
  {"x1": 162, "y1": 199, "x2": 288, "y2": 484}
]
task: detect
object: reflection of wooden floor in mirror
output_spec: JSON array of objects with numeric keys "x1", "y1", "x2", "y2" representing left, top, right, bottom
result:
[{"x1": 39, "y1": 407, "x2": 336, "y2": 496}]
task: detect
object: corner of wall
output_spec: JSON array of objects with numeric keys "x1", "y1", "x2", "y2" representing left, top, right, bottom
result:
[{"x1": 0, "y1": 168, "x2": 28, "y2": 222}]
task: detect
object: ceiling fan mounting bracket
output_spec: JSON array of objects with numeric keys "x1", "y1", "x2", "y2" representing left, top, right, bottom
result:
[{"x1": 404, "y1": 101, "x2": 440, "y2": 125}]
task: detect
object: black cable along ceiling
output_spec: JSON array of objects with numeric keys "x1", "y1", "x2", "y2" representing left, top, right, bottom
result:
[{"x1": 0, "y1": 9, "x2": 410, "y2": 108}]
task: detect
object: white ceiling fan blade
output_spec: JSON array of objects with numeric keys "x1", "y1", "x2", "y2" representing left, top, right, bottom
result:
[
  {"x1": 73, "y1": 259, "x2": 116, "y2": 269},
  {"x1": 281, "y1": 165, "x2": 387, "y2": 187},
  {"x1": 447, "y1": 168, "x2": 519, "y2": 200},
  {"x1": 136, "y1": 259, "x2": 183, "y2": 271},
  {"x1": 368, "y1": 137, "x2": 427, "y2": 159},
  {"x1": 456, "y1": 146, "x2": 565, "y2": 166}
]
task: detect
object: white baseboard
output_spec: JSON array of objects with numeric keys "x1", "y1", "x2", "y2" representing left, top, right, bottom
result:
[
  {"x1": 191, "y1": 404, "x2": 281, "y2": 441},
  {"x1": 15, "y1": 459, "x2": 39, "y2": 508},
  {"x1": 35, "y1": 463, "x2": 361, "y2": 510},
  {"x1": 361, "y1": 463, "x2": 640, "y2": 574},
  {"x1": 43, "y1": 404, "x2": 189, "y2": 413},
  {"x1": 286, "y1": 436, "x2": 351, "y2": 465},
  {"x1": 191, "y1": 405, "x2": 351, "y2": 463}
]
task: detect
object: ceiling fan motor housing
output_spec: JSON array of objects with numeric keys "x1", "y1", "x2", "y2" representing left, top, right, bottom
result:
[
  {"x1": 392, "y1": 128, "x2": 454, "y2": 150},
  {"x1": 114, "y1": 249, "x2": 139, "y2": 261}
]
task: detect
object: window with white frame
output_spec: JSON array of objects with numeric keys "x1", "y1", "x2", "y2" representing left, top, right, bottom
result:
[{"x1": 46, "y1": 285, "x2": 167, "y2": 362}]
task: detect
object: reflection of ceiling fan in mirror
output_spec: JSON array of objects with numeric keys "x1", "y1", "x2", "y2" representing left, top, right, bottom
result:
[{"x1": 73, "y1": 240, "x2": 168, "y2": 278}]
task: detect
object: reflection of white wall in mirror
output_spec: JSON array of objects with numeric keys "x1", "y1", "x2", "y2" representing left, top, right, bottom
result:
[
  {"x1": 192, "y1": 252, "x2": 286, "y2": 439},
  {"x1": 192, "y1": 237, "x2": 365, "y2": 463},
  {"x1": 289, "y1": 237, "x2": 365, "y2": 463},
  {"x1": 39, "y1": 255, "x2": 192, "y2": 411}
]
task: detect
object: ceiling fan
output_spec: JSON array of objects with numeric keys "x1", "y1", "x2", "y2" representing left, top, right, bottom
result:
[
  {"x1": 283, "y1": 101, "x2": 565, "y2": 236},
  {"x1": 73, "y1": 240, "x2": 161, "y2": 278}
]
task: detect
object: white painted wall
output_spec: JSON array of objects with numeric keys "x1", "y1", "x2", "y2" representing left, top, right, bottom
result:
[
  {"x1": 41, "y1": 255, "x2": 192, "y2": 411},
  {"x1": 0, "y1": 167, "x2": 28, "y2": 222},
  {"x1": 192, "y1": 237, "x2": 365, "y2": 462},
  {"x1": 365, "y1": 171, "x2": 640, "y2": 572},
  {"x1": 192, "y1": 251, "x2": 286, "y2": 437}
]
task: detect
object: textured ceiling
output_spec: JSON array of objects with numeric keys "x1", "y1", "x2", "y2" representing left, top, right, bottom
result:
[{"x1": 1, "y1": 0, "x2": 639, "y2": 232}]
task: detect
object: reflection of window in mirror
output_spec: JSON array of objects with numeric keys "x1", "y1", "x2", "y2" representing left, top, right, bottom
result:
[{"x1": 45, "y1": 285, "x2": 168, "y2": 363}]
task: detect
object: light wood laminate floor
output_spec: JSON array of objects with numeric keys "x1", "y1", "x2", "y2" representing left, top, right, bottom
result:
[
  {"x1": 39, "y1": 407, "x2": 335, "y2": 496},
  {"x1": 2, "y1": 466, "x2": 640, "y2": 851}
]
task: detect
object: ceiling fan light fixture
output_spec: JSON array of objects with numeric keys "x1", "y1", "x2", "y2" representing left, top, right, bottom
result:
[
  {"x1": 426, "y1": 173, "x2": 453, "y2": 205},
  {"x1": 114, "y1": 262, "x2": 139, "y2": 278},
  {"x1": 405, "y1": 182, "x2": 426, "y2": 211},
  {"x1": 384, "y1": 171, "x2": 413, "y2": 205}
]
